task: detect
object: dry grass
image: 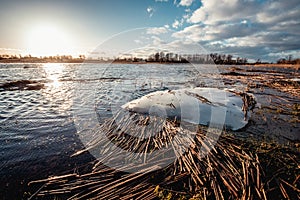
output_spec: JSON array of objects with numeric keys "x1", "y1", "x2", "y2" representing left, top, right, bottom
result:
[{"x1": 28, "y1": 110, "x2": 299, "y2": 200}]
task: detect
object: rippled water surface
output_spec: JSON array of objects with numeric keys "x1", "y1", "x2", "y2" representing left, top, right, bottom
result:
[{"x1": 0, "y1": 63, "x2": 220, "y2": 198}]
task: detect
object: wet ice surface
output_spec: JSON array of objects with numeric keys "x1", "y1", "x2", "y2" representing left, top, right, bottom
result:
[
  {"x1": 0, "y1": 63, "x2": 299, "y2": 198},
  {"x1": 121, "y1": 88, "x2": 253, "y2": 131}
]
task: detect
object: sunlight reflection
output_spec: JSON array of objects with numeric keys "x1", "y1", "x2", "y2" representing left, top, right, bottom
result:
[
  {"x1": 42, "y1": 63, "x2": 72, "y2": 114},
  {"x1": 43, "y1": 63, "x2": 64, "y2": 88}
]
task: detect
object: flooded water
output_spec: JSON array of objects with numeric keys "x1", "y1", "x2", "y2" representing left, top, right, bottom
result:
[{"x1": 0, "y1": 63, "x2": 299, "y2": 199}]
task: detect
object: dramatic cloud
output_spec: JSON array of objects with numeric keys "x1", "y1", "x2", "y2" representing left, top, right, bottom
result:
[
  {"x1": 179, "y1": 0, "x2": 194, "y2": 7},
  {"x1": 173, "y1": 0, "x2": 300, "y2": 61},
  {"x1": 189, "y1": 0, "x2": 258, "y2": 24}
]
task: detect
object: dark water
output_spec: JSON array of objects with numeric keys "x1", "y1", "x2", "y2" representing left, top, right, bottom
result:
[
  {"x1": 0, "y1": 63, "x2": 219, "y2": 199},
  {"x1": 0, "y1": 63, "x2": 299, "y2": 199}
]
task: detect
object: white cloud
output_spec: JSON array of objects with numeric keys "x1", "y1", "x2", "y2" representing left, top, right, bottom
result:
[
  {"x1": 172, "y1": 19, "x2": 184, "y2": 29},
  {"x1": 179, "y1": 0, "x2": 194, "y2": 7},
  {"x1": 155, "y1": 0, "x2": 168, "y2": 2},
  {"x1": 172, "y1": 20, "x2": 180, "y2": 29},
  {"x1": 188, "y1": 0, "x2": 258, "y2": 24},
  {"x1": 189, "y1": 0, "x2": 300, "y2": 25},
  {"x1": 241, "y1": 20, "x2": 247, "y2": 24},
  {"x1": 147, "y1": 27, "x2": 169, "y2": 35},
  {"x1": 172, "y1": 24, "x2": 206, "y2": 41},
  {"x1": 146, "y1": 6, "x2": 154, "y2": 17}
]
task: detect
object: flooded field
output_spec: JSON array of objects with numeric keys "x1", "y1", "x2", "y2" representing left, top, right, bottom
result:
[{"x1": 0, "y1": 63, "x2": 299, "y2": 199}]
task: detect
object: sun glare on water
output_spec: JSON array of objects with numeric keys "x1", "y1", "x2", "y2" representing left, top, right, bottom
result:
[
  {"x1": 26, "y1": 24, "x2": 75, "y2": 56},
  {"x1": 42, "y1": 63, "x2": 73, "y2": 113},
  {"x1": 43, "y1": 63, "x2": 64, "y2": 88}
]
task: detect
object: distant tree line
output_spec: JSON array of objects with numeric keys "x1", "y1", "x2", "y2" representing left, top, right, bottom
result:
[
  {"x1": 1, "y1": 53, "x2": 299, "y2": 65},
  {"x1": 0, "y1": 54, "x2": 87, "y2": 60},
  {"x1": 0, "y1": 54, "x2": 87, "y2": 63},
  {"x1": 277, "y1": 55, "x2": 300, "y2": 65},
  {"x1": 117, "y1": 52, "x2": 249, "y2": 65}
]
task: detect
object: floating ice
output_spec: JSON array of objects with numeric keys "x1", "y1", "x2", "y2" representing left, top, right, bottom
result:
[{"x1": 122, "y1": 88, "x2": 256, "y2": 131}]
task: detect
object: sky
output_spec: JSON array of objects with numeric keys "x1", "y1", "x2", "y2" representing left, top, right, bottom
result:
[{"x1": 0, "y1": 0, "x2": 299, "y2": 62}]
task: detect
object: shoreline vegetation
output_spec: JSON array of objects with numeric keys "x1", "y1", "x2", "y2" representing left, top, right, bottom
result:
[
  {"x1": 27, "y1": 129, "x2": 300, "y2": 200},
  {"x1": 1, "y1": 53, "x2": 300, "y2": 67}
]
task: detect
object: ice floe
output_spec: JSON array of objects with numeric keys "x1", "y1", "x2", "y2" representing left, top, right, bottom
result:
[{"x1": 122, "y1": 88, "x2": 256, "y2": 131}]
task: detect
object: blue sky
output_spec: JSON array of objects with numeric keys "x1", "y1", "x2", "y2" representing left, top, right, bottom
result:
[{"x1": 0, "y1": 0, "x2": 299, "y2": 62}]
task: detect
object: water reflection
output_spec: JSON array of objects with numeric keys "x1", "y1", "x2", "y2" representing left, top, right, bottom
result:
[
  {"x1": 43, "y1": 63, "x2": 63, "y2": 88},
  {"x1": 41, "y1": 63, "x2": 72, "y2": 114}
]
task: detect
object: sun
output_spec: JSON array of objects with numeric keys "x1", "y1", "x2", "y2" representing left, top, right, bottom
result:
[{"x1": 25, "y1": 24, "x2": 75, "y2": 56}]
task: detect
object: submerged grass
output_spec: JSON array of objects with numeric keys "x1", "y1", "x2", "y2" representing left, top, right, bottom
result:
[{"x1": 28, "y1": 110, "x2": 299, "y2": 200}]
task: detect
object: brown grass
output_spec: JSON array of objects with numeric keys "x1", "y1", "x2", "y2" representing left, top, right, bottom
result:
[{"x1": 28, "y1": 111, "x2": 299, "y2": 200}]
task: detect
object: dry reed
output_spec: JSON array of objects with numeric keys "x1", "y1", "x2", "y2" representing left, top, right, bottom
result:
[{"x1": 28, "y1": 109, "x2": 299, "y2": 199}]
